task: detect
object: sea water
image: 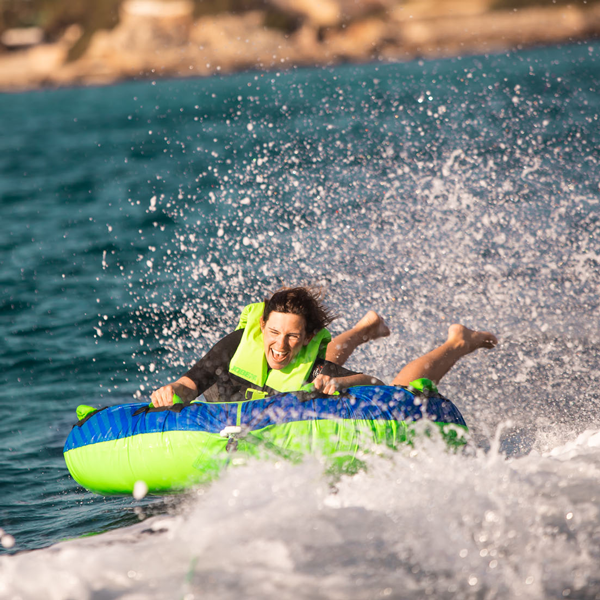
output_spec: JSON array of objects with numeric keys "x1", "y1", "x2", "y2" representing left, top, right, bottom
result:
[{"x1": 0, "y1": 41, "x2": 599, "y2": 598}]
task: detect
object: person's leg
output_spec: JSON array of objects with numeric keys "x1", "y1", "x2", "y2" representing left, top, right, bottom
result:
[
  {"x1": 392, "y1": 324, "x2": 497, "y2": 386},
  {"x1": 326, "y1": 311, "x2": 390, "y2": 366}
]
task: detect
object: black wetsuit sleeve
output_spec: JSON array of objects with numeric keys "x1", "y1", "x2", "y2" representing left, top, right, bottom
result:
[
  {"x1": 184, "y1": 329, "x2": 244, "y2": 396},
  {"x1": 308, "y1": 359, "x2": 361, "y2": 381}
]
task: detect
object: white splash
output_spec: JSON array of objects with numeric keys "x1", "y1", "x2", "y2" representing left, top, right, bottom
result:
[{"x1": 3, "y1": 431, "x2": 600, "y2": 599}]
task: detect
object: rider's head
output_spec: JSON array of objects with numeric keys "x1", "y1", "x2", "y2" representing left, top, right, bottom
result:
[
  {"x1": 260, "y1": 287, "x2": 336, "y2": 370},
  {"x1": 262, "y1": 287, "x2": 336, "y2": 335}
]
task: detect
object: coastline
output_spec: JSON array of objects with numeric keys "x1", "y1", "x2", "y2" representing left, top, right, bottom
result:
[{"x1": 0, "y1": 1, "x2": 599, "y2": 93}]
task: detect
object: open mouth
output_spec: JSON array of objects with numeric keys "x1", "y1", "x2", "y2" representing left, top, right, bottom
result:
[{"x1": 270, "y1": 348, "x2": 289, "y2": 365}]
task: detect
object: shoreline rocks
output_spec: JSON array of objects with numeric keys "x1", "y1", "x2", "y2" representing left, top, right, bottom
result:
[{"x1": 0, "y1": 0, "x2": 599, "y2": 92}]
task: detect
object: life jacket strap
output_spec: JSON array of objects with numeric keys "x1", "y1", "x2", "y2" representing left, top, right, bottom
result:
[{"x1": 245, "y1": 388, "x2": 268, "y2": 401}]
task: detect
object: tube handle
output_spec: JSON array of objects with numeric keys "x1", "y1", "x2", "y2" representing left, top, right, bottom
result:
[{"x1": 148, "y1": 392, "x2": 182, "y2": 408}]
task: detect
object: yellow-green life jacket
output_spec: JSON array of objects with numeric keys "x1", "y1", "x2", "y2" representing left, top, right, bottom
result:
[{"x1": 228, "y1": 302, "x2": 331, "y2": 400}]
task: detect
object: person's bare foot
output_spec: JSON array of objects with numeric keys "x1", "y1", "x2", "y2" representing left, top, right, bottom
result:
[
  {"x1": 447, "y1": 324, "x2": 498, "y2": 354},
  {"x1": 355, "y1": 311, "x2": 391, "y2": 342}
]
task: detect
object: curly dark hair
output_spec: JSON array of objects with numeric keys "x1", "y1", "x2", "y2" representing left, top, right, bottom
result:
[{"x1": 262, "y1": 287, "x2": 337, "y2": 335}]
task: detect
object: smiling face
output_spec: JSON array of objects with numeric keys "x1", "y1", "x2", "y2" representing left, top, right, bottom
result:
[{"x1": 260, "y1": 311, "x2": 313, "y2": 370}]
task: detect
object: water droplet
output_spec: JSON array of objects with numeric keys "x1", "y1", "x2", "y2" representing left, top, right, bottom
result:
[{"x1": 133, "y1": 480, "x2": 148, "y2": 500}]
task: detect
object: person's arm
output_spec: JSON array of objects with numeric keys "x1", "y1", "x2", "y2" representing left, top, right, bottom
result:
[
  {"x1": 150, "y1": 376, "x2": 198, "y2": 406},
  {"x1": 150, "y1": 330, "x2": 243, "y2": 407},
  {"x1": 312, "y1": 373, "x2": 385, "y2": 395},
  {"x1": 309, "y1": 359, "x2": 385, "y2": 395}
]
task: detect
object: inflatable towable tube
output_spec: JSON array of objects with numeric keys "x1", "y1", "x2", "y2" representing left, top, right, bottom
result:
[{"x1": 64, "y1": 385, "x2": 468, "y2": 496}]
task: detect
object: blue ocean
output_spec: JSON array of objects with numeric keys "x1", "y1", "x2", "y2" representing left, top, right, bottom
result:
[{"x1": 1, "y1": 41, "x2": 599, "y2": 598}]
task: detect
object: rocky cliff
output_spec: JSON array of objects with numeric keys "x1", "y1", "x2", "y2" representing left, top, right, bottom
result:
[{"x1": 1, "y1": 0, "x2": 599, "y2": 91}]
